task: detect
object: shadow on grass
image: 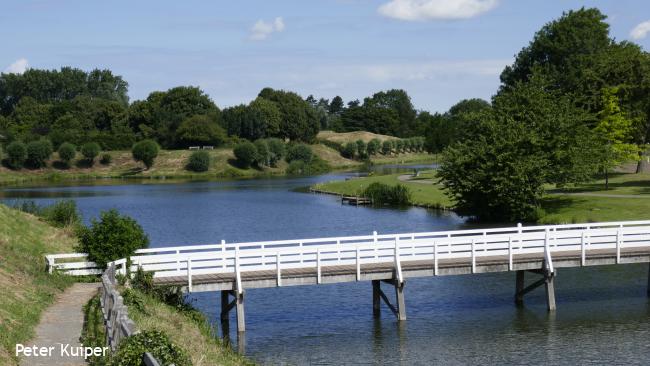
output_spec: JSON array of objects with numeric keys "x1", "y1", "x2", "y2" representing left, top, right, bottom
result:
[
  {"x1": 120, "y1": 167, "x2": 145, "y2": 176},
  {"x1": 52, "y1": 161, "x2": 72, "y2": 170},
  {"x1": 75, "y1": 159, "x2": 95, "y2": 169},
  {"x1": 540, "y1": 195, "x2": 583, "y2": 215}
]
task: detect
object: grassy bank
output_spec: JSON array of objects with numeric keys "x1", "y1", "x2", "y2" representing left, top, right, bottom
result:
[
  {"x1": 124, "y1": 289, "x2": 251, "y2": 366},
  {"x1": 312, "y1": 170, "x2": 451, "y2": 209},
  {"x1": 312, "y1": 170, "x2": 650, "y2": 224},
  {"x1": 0, "y1": 204, "x2": 77, "y2": 365},
  {"x1": 0, "y1": 143, "x2": 437, "y2": 186}
]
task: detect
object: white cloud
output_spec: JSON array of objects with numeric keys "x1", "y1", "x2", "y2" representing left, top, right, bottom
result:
[
  {"x1": 4, "y1": 58, "x2": 29, "y2": 74},
  {"x1": 250, "y1": 17, "x2": 285, "y2": 41},
  {"x1": 378, "y1": 0, "x2": 498, "y2": 21},
  {"x1": 630, "y1": 20, "x2": 650, "y2": 40}
]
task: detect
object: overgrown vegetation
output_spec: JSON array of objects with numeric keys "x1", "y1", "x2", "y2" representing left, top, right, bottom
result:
[
  {"x1": 363, "y1": 182, "x2": 411, "y2": 206},
  {"x1": 0, "y1": 204, "x2": 76, "y2": 365},
  {"x1": 76, "y1": 209, "x2": 149, "y2": 268}
]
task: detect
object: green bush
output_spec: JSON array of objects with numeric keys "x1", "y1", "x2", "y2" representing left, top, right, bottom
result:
[
  {"x1": 177, "y1": 114, "x2": 226, "y2": 148},
  {"x1": 254, "y1": 139, "x2": 270, "y2": 166},
  {"x1": 286, "y1": 156, "x2": 330, "y2": 175},
  {"x1": 233, "y1": 141, "x2": 257, "y2": 168},
  {"x1": 109, "y1": 330, "x2": 191, "y2": 366},
  {"x1": 100, "y1": 153, "x2": 112, "y2": 165},
  {"x1": 266, "y1": 138, "x2": 286, "y2": 167},
  {"x1": 6, "y1": 141, "x2": 27, "y2": 169},
  {"x1": 42, "y1": 200, "x2": 80, "y2": 228},
  {"x1": 26, "y1": 139, "x2": 53, "y2": 168},
  {"x1": 367, "y1": 138, "x2": 381, "y2": 155},
  {"x1": 132, "y1": 139, "x2": 160, "y2": 169},
  {"x1": 57, "y1": 142, "x2": 76, "y2": 167},
  {"x1": 186, "y1": 150, "x2": 210, "y2": 172},
  {"x1": 286, "y1": 144, "x2": 313, "y2": 163},
  {"x1": 356, "y1": 139, "x2": 367, "y2": 159},
  {"x1": 81, "y1": 142, "x2": 101, "y2": 165},
  {"x1": 341, "y1": 142, "x2": 357, "y2": 159},
  {"x1": 381, "y1": 140, "x2": 392, "y2": 155},
  {"x1": 363, "y1": 182, "x2": 411, "y2": 206},
  {"x1": 76, "y1": 209, "x2": 149, "y2": 269}
]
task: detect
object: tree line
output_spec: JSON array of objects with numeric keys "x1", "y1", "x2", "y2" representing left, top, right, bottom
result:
[{"x1": 0, "y1": 67, "x2": 438, "y2": 155}]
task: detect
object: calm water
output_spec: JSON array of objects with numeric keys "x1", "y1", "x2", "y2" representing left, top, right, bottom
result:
[{"x1": 2, "y1": 171, "x2": 650, "y2": 365}]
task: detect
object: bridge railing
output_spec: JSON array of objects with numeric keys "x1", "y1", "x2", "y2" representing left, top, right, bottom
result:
[
  {"x1": 127, "y1": 221, "x2": 650, "y2": 290},
  {"x1": 45, "y1": 253, "x2": 103, "y2": 275},
  {"x1": 46, "y1": 220, "x2": 650, "y2": 289}
]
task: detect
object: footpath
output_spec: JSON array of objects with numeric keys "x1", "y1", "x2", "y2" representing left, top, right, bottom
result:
[{"x1": 20, "y1": 283, "x2": 100, "y2": 366}]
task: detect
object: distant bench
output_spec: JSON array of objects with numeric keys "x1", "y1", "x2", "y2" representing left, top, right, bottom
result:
[{"x1": 189, "y1": 146, "x2": 214, "y2": 150}]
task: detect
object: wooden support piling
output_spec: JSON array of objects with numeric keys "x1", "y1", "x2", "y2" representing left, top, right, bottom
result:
[
  {"x1": 372, "y1": 280, "x2": 381, "y2": 317},
  {"x1": 545, "y1": 273, "x2": 556, "y2": 311},
  {"x1": 220, "y1": 290, "x2": 230, "y2": 337},
  {"x1": 236, "y1": 291, "x2": 245, "y2": 333},
  {"x1": 395, "y1": 281, "x2": 406, "y2": 321},
  {"x1": 515, "y1": 270, "x2": 524, "y2": 305}
]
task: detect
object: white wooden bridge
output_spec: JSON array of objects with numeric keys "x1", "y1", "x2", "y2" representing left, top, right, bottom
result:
[{"x1": 47, "y1": 220, "x2": 650, "y2": 335}]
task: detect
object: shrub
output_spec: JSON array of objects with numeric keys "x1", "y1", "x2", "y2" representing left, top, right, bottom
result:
[
  {"x1": 132, "y1": 139, "x2": 160, "y2": 169},
  {"x1": 356, "y1": 140, "x2": 367, "y2": 159},
  {"x1": 363, "y1": 182, "x2": 411, "y2": 206},
  {"x1": 254, "y1": 139, "x2": 270, "y2": 166},
  {"x1": 266, "y1": 138, "x2": 286, "y2": 167},
  {"x1": 233, "y1": 141, "x2": 257, "y2": 168},
  {"x1": 186, "y1": 150, "x2": 210, "y2": 172},
  {"x1": 76, "y1": 209, "x2": 149, "y2": 269},
  {"x1": 26, "y1": 139, "x2": 53, "y2": 168},
  {"x1": 110, "y1": 330, "x2": 191, "y2": 366},
  {"x1": 286, "y1": 156, "x2": 330, "y2": 175},
  {"x1": 100, "y1": 153, "x2": 112, "y2": 165},
  {"x1": 367, "y1": 138, "x2": 381, "y2": 155},
  {"x1": 6, "y1": 141, "x2": 27, "y2": 169},
  {"x1": 381, "y1": 140, "x2": 392, "y2": 155},
  {"x1": 41, "y1": 200, "x2": 81, "y2": 228},
  {"x1": 81, "y1": 142, "x2": 101, "y2": 165},
  {"x1": 57, "y1": 142, "x2": 76, "y2": 167},
  {"x1": 342, "y1": 142, "x2": 357, "y2": 159},
  {"x1": 395, "y1": 139, "x2": 404, "y2": 153},
  {"x1": 286, "y1": 144, "x2": 313, "y2": 163}
]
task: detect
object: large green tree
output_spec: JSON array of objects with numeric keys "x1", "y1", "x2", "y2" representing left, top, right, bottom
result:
[{"x1": 258, "y1": 88, "x2": 319, "y2": 142}]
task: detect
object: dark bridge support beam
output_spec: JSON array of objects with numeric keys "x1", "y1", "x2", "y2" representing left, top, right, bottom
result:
[
  {"x1": 647, "y1": 263, "x2": 650, "y2": 296},
  {"x1": 514, "y1": 269, "x2": 556, "y2": 311},
  {"x1": 220, "y1": 290, "x2": 246, "y2": 337},
  {"x1": 372, "y1": 279, "x2": 406, "y2": 321}
]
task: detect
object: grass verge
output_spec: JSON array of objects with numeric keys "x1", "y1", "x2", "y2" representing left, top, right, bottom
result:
[
  {"x1": 125, "y1": 289, "x2": 252, "y2": 366},
  {"x1": 0, "y1": 204, "x2": 77, "y2": 365}
]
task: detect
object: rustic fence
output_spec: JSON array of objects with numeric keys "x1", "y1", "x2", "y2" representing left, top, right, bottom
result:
[{"x1": 100, "y1": 262, "x2": 162, "y2": 366}]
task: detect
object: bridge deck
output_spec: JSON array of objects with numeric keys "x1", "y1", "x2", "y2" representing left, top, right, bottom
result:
[{"x1": 153, "y1": 246, "x2": 650, "y2": 292}]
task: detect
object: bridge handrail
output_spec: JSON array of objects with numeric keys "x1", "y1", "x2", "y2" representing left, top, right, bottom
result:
[{"x1": 132, "y1": 220, "x2": 650, "y2": 257}]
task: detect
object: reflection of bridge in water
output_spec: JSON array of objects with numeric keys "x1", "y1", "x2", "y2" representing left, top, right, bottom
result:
[{"x1": 49, "y1": 220, "x2": 650, "y2": 341}]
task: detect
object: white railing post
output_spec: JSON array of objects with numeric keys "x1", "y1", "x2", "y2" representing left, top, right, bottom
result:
[
  {"x1": 471, "y1": 239, "x2": 476, "y2": 273},
  {"x1": 235, "y1": 245, "x2": 242, "y2": 295},
  {"x1": 276, "y1": 252, "x2": 282, "y2": 286},
  {"x1": 221, "y1": 240, "x2": 227, "y2": 269},
  {"x1": 433, "y1": 241, "x2": 438, "y2": 276},
  {"x1": 47, "y1": 256, "x2": 55, "y2": 274},
  {"x1": 356, "y1": 247, "x2": 361, "y2": 281},
  {"x1": 616, "y1": 228, "x2": 622, "y2": 264},
  {"x1": 317, "y1": 248, "x2": 322, "y2": 284},
  {"x1": 581, "y1": 231, "x2": 586, "y2": 266},
  {"x1": 186, "y1": 258, "x2": 193, "y2": 293},
  {"x1": 337, "y1": 239, "x2": 341, "y2": 261},
  {"x1": 517, "y1": 223, "x2": 523, "y2": 250},
  {"x1": 299, "y1": 241, "x2": 304, "y2": 264},
  {"x1": 544, "y1": 228, "x2": 554, "y2": 274},
  {"x1": 373, "y1": 231, "x2": 378, "y2": 261},
  {"x1": 508, "y1": 236, "x2": 513, "y2": 271},
  {"x1": 176, "y1": 249, "x2": 181, "y2": 273},
  {"x1": 394, "y1": 238, "x2": 403, "y2": 284}
]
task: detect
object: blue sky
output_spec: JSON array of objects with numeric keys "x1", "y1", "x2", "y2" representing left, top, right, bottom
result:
[{"x1": 2, "y1": 0, "x2": 649, "y2": 113}]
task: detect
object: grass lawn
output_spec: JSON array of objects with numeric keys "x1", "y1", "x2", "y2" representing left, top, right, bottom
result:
[
  {"x1": 0, "y1": 204, "x2": 77, "y2": 365},
  {"x1": 313, "y1": 170, "x2": 650, "y2": 224},
  {"x1": 313, "y1": 170, "x2": 452, "y2": 209},
  {"x1": 539, "y1": 172, "x2": 650, "y2": 224}
]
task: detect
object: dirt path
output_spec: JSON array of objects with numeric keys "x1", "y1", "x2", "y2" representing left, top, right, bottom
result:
[
  {"x1": 397, "y1": 174, "x2": 436, "y2": 184},
  {"x1": 558, "y1": 192, "x2": 650, "y2": 199},
  {"x1": 20, "y1": 283, "x2": 100, "y2": 366}
]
